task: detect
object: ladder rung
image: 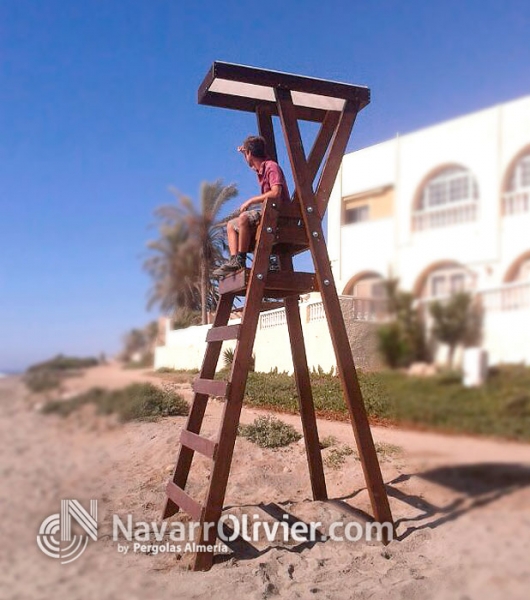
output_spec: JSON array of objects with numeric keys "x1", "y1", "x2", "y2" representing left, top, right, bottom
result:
[
  {"x1": 166, "y1": 482, "x2": 203, "y2": 521},
  {"x1": 193, "y1": 378, "x2": 228, "y2": 397},
  {"x1": 218, "y1": 269, "x2": 248, "y2": 294},
  {"x1": 219, "y1": 269, "x2": 316, "y2": 296},
  {"x1": 266, "y1": 271, "x2": 317, "y2": 292},
  {"x1": 206, "y1": 324, "x2": 241, "y2": 342},
  {"x1": 180, "y1": 430, "x2": 218, "y2": 459}
]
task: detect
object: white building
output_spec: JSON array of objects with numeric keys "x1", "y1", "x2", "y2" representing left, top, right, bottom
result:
[
  {"x1": 155, "y1": 94, "x2": 530, "y2": 372},
  {"x1": 327, "y1": 94, "x2": 530, "y2": 364}
]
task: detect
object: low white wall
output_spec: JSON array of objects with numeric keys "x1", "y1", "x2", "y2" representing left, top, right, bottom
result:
[
  {"x1": 154, "y1": 299, "x2": 382, "y2": 374},
  {"x1": 154, "y1": 321, "x2": 237, "y2": 371}
]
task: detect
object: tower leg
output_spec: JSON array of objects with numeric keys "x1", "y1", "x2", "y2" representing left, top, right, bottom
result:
[{"x1": 284, "y1": 294, "x2": 327, "y2": 500}]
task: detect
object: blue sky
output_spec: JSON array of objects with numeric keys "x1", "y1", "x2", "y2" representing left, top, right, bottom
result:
[{"x1": 1, "y1": 1, "x2": 529, "y2": 371}]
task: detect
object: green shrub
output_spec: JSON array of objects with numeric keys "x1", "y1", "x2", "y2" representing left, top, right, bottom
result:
[
  {"x1": 323, "y1": 442, "x2": 402, "y2": 469},
  {"x1": 222, "y1": 347, "x2": 235, "y2": 369},
  {"x1": 27, "y1": 354, "x2": 99, "y2": 372},
  {"x1": 239, "y1": 416, "x2": 301, "y2": 448},
  {"x1": 25, "y1": 354, "x2": 100, "y2": 393},
  {"x1": 24, "y1": 370, "x2": 62, "y2": 393},
  {"x1": 377, "y1": 323, "x2": 410, "y2": 368},
  {"x1": 222, "y1": 347, "x2": 255, "y2": 371},
  {"x1": 243, "y1": 370, "x2": 388, "y2": 420},
  {"x1": 429, "y1": 292, "x2": 483, "y2": 368},
  {"x1": 324, "y1": 446, "x2": 354, "y2": 469},
  {"x1": 42, "y1": 383, "x2": 189, "y2": 422},
  {"x1": 320, "y1": 435, "x2": 338, "y2": 448},
  {"x1": 112, "y1": 383, "x2": 188, "y2": 421},
  {"x1": 374, "y1": 442, "x2": 402, "y2": 461}
]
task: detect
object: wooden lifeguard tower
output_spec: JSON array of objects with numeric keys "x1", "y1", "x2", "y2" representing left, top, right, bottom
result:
[{"x1": 162, "y1": 62, "x2": 394, "y2": 570}]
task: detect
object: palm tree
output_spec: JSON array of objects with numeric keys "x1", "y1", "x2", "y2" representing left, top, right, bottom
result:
[
  {"x1": 144, "y1": 219, "x2": 202, "y2": 315},
  {"x1": 144, "y1": 180, "x2": 238, "y2": 324}
]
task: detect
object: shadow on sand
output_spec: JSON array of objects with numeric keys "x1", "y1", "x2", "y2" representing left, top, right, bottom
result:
[
  {"x1": 214, "y1": 462, "x2": 530, "y2": 564},
  {"x1": 388, "y1": 462, "x2": 530, "y2": 541}
]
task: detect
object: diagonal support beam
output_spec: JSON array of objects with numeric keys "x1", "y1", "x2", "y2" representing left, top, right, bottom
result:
[
  {"x1": 255, "y1": 104, "x2": 339, "y2": 200},
  {"x1": 275, "y1": 87, "x2": 394, "y2": 532},
  {"x1": 307, "y1": 110, "x2": 341, "y2": 183},
  {"x1": 314, "y1": 100, "x2": 358, "y2": 217}
]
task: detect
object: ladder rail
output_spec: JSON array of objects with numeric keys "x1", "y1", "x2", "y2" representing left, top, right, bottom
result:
[
  {"x1": 162, "y1": 293, "x2": 234, "y2": 519},
  {"x1": 192, "y1": 199, "x2": 281, "y2": 571}
]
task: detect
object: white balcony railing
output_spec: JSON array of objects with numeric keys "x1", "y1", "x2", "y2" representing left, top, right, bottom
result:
[
  {"x1": 412, "y1": 201, "x2": 478, "y2": 231},
  {"x1": 259, "y1": 307, "x2": 287, "y2": 329},
  {"x1": 308, "y1": 296, "x2": 388, "y2": 323},
  {"x1": 307, "y1": 301, "x2": 326, "y2": 322},
  {"x1": 502, "y1": 189, "x2": 530, "y2": 216},
  {"x1": 257, "y1": 296, "x2": 389, "y2": 329},
  {"x1": 480, "y1": 281, "x2": 530, "y2": 312},
  {"x1": 417, "y1": 281, "x2": 530, "y2": 314},
  {"x1": 257, "y1": 281, "x2": 530, "y2": 331}
]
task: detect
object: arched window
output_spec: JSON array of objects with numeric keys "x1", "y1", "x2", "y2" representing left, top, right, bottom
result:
[
  {"x1": 413, "y1": 166, "x2": 479, "y2": 231},
  {"x1": 343, "y1": 272, "x2": 385, "y2": 298},
  {"x1": 416, "y1": 263, "x2": 476, "y2": 300},
  {"x1": 503, "y1": 150, "x2": 530, "y2": 215},
  {"x1": 342, "y1": 272, "x2": 387, "y2": 321}
]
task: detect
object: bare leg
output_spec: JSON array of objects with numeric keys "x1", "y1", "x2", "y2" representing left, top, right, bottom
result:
[
  {"x1": 238, "y1": 213, "x2": 251, "y2": 252},
  {"x1": 227, "y1": 220, "x2": 238, "y2": 255}
]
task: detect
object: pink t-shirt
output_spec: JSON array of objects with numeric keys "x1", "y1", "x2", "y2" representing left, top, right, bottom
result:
[{"x1": 257, "y1": 160, "x2": 291, "y2": 205}]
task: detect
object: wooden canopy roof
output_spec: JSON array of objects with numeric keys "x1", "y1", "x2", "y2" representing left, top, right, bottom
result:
[{"x1": 198, "y1": 61, "x2": 370, "y2": 122}]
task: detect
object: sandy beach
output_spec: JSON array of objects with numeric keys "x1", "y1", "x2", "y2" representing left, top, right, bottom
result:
[{"x1": 1, "y1": 363, "x2": 530, "y2": 600}]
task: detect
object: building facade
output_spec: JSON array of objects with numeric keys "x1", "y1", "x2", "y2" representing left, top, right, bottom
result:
[{"x1": 327, "y1": 94, "x2": 530, "y2": 364}]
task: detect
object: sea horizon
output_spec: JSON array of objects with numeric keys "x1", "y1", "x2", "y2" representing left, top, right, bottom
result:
[{"x1": 0, "y1": 369, "x2": 23, "y2": 377}]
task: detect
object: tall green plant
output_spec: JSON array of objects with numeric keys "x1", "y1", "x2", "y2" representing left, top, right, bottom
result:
[
  {"x1": 429, "y1": 292, "x2": 483, "y2": 368},
  {"x1": 377, "y1": 278, "x2": 428, "y2": 368}
]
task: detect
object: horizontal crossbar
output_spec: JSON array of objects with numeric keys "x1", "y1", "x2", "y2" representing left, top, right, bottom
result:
[
  {"x1": 166, "y1": 482, "x2": 203, "y2": 521},
  {"x1": 180, "y1": 430, "x2": 218, "y2": 459},
  {"x1": 206, "y1": 325, "x2": 241, "y2": 342},
  {"x1": 218, "y1": 269, "x2": 317, "y2": 296},
  {"x1": 193, "y1": 378, "x2": 228, "y2": 398}
]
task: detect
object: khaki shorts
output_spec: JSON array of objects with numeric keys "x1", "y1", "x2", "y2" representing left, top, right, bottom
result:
[{"x1": 229, "y1": 209, "x2": 262, "y2": 232}]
